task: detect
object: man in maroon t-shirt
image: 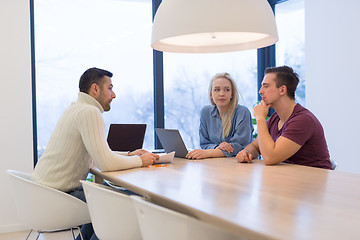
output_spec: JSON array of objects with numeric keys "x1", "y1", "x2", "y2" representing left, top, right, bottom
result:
[{"x1": 236, "y1": 66, "x2": 332, "y2": 170}]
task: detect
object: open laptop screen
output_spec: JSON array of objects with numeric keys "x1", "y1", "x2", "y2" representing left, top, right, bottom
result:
[
  {"x1": 155, "y1": 128, "x2": 188, "y2": 158},
  {"x1": 107, "y1": 124, "x2": 146, "y2": 152}
]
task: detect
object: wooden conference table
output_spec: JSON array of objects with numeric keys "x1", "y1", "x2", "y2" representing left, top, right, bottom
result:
[{"x1": 91, "y1": 158, "x2": 360, "y2": 240}]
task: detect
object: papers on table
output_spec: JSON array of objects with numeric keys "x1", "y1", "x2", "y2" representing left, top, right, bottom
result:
[{"x1": 156, "y1": 151, "x2": 175, "y2": 164}]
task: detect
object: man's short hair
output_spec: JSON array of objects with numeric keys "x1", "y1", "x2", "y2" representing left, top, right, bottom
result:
[
  {"x1": 79, "y1": 67, "x2": 113, "y2": 94},
  {"x1": 264, "y1": 66, "x2": 299, "y2": 100}
]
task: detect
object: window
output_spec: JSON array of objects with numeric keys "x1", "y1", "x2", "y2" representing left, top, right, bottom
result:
[
  {"x1": 34, "y1": 0, "x2": 304, "y2": 159},
  {"x1": 35, "y1": 0, "x2": 154, "y2": 158},
  {"x1": 163, "y1": 51, "x2": 257, "y2": 149},
  {"x1": 275, "y1": 0, "x2": 305, "y2": 105}
]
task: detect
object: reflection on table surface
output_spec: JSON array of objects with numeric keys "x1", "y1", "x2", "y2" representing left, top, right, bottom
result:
[{"x1": 91, "y1": 158, "x2": 360, "y2": 240}]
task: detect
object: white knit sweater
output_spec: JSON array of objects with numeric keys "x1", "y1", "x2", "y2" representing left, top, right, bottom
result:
[{"x1": 32, "y1": 92, "x2": 142, "y2": 192}]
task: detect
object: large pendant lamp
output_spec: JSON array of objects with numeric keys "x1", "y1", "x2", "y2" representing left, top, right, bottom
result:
[{"x1": 151, "y1": 0, "x2": 279, "y2": 53}]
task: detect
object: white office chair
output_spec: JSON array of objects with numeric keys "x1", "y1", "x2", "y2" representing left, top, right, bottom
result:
[
  {"x1": 131, "y1": 195, "x2": 243, "y2": 240},
  {"x1": 330, "y1": 159, "x2": 338, "y2": 170},
  {"x1": 80, "y1": 180, "x2": 142, "y2": 240},
  {"x1": 6, "y1": 170, "x2": 91, "y2": 240}
]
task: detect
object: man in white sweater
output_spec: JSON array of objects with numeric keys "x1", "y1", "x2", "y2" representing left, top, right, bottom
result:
[{"x1": 32, "y1": 67, "x2": 159, "y2": 240}]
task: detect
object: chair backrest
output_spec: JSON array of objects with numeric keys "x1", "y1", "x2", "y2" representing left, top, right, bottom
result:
[
  {"x1": 80, "y1": 180, "x2": 142, "y2": 240},
  {"x1": 6, "y1": 170, "x2": 91, "y2": 231},
  {"x1": 131, "y1": 195, "x2": 188, "y2": 240},
  {"x1": 130, "y1": 195, "x2": 241, "y2": 240},
  {"x1": 330, "y1": 159, "x2": 338, "y2": 170}
]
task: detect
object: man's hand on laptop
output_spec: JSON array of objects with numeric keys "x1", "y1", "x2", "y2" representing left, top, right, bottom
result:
[{"x1": 140, "y1": 153, "x2": 160, "y2": 167}]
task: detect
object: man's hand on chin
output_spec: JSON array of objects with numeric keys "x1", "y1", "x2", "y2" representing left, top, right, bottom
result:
[{"x1": 254, "y1": 100, "x2": 270, "y2": 120}]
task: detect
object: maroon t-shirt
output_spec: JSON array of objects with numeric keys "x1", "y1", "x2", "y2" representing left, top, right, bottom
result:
[{"x1": 267, "y1": 104, "x2": 332, "y2": 169}]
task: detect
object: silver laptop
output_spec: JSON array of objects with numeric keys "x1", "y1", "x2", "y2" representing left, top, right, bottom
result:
[{"x1": 155, "y1": 128, "x2": 189, "y2": 158}]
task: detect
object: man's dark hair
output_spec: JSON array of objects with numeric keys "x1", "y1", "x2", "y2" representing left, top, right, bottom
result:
[
  {"x1": 264, "y1": 66, "x2": 299, "y2": 100},
  {"x1": 79, "y1": 67, "x2": 113, "y2": 93}
]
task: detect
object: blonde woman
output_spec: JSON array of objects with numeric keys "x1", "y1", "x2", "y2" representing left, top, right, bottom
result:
[{"x1": 186, "y1": 73, "x2": 253, "y2": 160}]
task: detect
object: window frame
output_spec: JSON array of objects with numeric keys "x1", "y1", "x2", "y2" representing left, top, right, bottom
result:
[{"x1": 30, "y1": 0, "x2": 38, "y2": 166}]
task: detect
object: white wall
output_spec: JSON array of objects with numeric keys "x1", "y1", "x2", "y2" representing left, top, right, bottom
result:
[
  {"x1": 305, "y1": 0, "x2": 360, "y2": 173},
  {"x1": 0, "y1": 0, "x2": 34, "y2": 233}
]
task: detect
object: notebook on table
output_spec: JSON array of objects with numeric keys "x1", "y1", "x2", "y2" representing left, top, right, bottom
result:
[
  {"x1": 155, "y1": 128, "x2": 189, "y2": 158},
  {"x1": 107, "y1": 124, "x2": 146, "y2": 152}
]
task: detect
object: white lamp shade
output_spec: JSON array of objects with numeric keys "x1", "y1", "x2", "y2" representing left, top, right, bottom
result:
[{"x1": 152, "y1": 0, "x2": 279, "y2": 53}]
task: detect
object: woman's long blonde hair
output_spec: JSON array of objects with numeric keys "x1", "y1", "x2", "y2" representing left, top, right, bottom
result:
[{"x1": 209, "y1": 73, "x2": 239, "y2": 139}]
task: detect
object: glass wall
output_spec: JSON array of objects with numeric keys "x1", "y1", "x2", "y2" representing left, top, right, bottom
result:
[
  {"x1": 35, "y1": 0, "x2": 305, "y2": 156},
  {"x1": 35, "y1": 0, "x2": 154, "y2": 157},
  {"x1": 163, "y1": 51, "x2": 257, "y2": 149},
  {"x1": 275, "y1": 0, "x2": 305, "y2": 105}
]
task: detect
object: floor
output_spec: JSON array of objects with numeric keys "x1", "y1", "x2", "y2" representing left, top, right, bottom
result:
[{"x1": 0, "y1": 229, "x2": 80, "y2": 240}]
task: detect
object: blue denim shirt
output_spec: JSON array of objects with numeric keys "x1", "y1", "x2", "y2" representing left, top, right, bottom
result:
[{"x1": 199, "y1": 105, "x2": 253, "y2": 157}]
